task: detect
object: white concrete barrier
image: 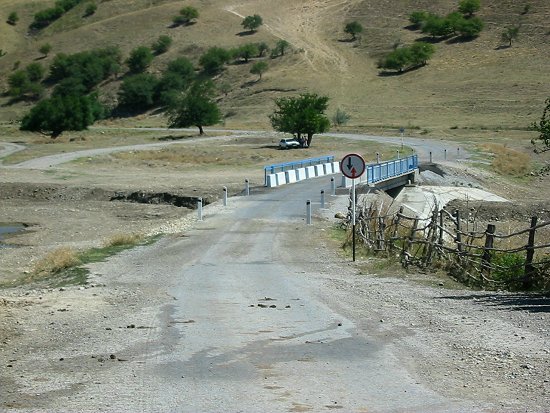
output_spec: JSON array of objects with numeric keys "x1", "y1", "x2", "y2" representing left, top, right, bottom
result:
[
  {"x1": 341, "y1": 175, "x2": 352, "y2": 188},
  {"x1": 285, "y1": 170, "x2": 297, "y2": 184},
  {"x1": 315, "y1": 164, "x2": 325, "y2": 177},
  {"x1": 275, "y1": 171, "x2": 287, "y2": 186},
  {"x1": 296, "y1": 168, "x2": 307, "y2": 181},
  {"x1": 332, "y1": 161, "x2": 340, "y2": 174},
  {"x1": 323, "y1": 162, "x2": 333, "y2": 174},
  {"x1": 305, "y1": 166, "x2": 316, "y2": 179},
  {"x1": 266, "y1": 174, "x2": 278, "y2": 187}
]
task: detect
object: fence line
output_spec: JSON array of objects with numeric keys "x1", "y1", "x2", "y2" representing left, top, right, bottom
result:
[{"x1": 346, "y1": 198, "x2": 550, "y2": 289}]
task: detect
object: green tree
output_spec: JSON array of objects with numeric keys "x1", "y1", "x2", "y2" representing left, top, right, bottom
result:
[
  {"x1": 232, "y1": 43, "x2": 259, "y2": 63},
  {"x1": 344, "y1": 21, "x2": 363, "y2": 41},
  {"x1": 271, "y1": 39, "x2": 290, "y2": 58},
  {"x1": 39, "y1": 43, "x2": 52, "y2": 57},
  {"x1": 456, "y1": 16, "x2": 484, "y2": 38},
  {"x1": 250, "y1": 61, "x2": 268, "y2": 80},
  {"x1": 20, "y1": 94, "x2": 102, "y2": 138},
  {"x1": 270, "y1": 93, "x2": 330, "y2": 147},
  {"x1": 257, "y1": 42, "x2": 269, "y2": 57},
  {"x1": 502, "y1": 26, "x2": 519, "y2": 46},
  {"x1": 199, "y1": 47, "x2": 231, "y2": 75},
  {"x1": 421, "y1": 14, "x2": 453, "y2": 38},
  {"x1": 409, "y1": 42, "x2": 435, "y2": 66},
  {"x1": 458, "y1": 0, "x2": 481, "y2": 17},
  {"x1": 7, "y1": 11, "x2": 19, "y2": 25},
  {"x1": 173, "y1": 6, "x2": 198, "y2": 25},
  {"x1": 531, "y1": 98, "x2": 550, "y2": 153},
  {"x1": 8, "y1": 70, "x2": 31, "y2": 98},
  {"x1": 166, "y1": 57, "x2": 195, "y2": 80},
  {"x1": 168, "y1": 80, "x2": 221, "y2": 135},
  {"x1": 241, "y1": 14, "x2": 263, "y2": 32},
  {"x1": 409, "y1": 11, "x2": 428, "y2": 29},
  {"x1": 118, "y1": 73, "x2": 159, "y2": 110},
  {"x1": 378, "y1": 47, "x2": 413, "y2": 72},
  {"x1": 25, "y1": 62, "x2": 45, "y2": 82},
  {"x1": 126, "y1": 46, "x2": 153, "y2": 73},
  {"x1": 152, "y1": 35, "x2": 172, "y2": 55}
]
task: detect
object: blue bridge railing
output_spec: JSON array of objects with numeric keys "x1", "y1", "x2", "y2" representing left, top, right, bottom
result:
[
  {"x1": 264, "y1": 155, "x2": 334, "y2": 184},
  {"x1": 364, "y1": 154, "x2": 418, "y2": 184}
]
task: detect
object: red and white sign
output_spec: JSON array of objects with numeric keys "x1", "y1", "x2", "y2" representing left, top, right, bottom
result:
[{"x1": 341, "y1": 153, "x2": 365, "y2": 179}]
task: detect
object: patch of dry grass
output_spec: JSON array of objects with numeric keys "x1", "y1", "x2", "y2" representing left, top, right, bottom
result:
[
  {"x1": 479, "y1": 143, "x2": 531, "y2": 175},
  {"x1": 33, "y1": 247, "x2": 81, "y2": 276},
  {"x1": 104, "y1": 233, "x2": 143, "y2": 247}
]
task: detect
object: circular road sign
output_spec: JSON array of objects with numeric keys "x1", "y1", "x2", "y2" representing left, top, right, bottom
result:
[{"x1": 341, "y1": 153, "x2": 365, "y2": 179}]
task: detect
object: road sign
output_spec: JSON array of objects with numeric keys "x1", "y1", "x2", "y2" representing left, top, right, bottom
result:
[{"x1": 341, "y1": 153, "x2": 365, "y2": 179}]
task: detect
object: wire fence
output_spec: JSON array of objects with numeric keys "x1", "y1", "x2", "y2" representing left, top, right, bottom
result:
[{"x1": 344, "y1": 197, "x2": 550, "y2": 290}]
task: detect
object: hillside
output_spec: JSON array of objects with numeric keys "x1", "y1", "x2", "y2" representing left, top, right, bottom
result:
[{"x1": 1, "y1": 0, "x2": 549, "y2": 132}]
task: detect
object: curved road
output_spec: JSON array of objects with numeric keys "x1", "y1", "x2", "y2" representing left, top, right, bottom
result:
[{"x1": 0, "y1": 129, "x2": 468, "y2": 169}]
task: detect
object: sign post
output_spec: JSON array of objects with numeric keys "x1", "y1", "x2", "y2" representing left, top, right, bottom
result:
[{"x1": 340, "y1": 153, "x2": 366, "y2": 262}]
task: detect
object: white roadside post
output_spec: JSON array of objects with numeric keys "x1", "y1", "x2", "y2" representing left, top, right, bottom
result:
[
  {"x1": 223, "y1": 186, "x2": 228, "y2": 206},
  {"x1": 340, "y1": 153, "x2": 366, "y2": 262},
  {"x1": 331, "y1": 177, "x2": 336, "y2": 195},
  {"x1": 320, "y1": 190, "x2": 325, "y2": 209},
  {"x1": 245, "y1": 179, "x2": 250, "y2": 196},
  {"x1": 306, "y1": 200, "x2": 312, "y2": 225},
  {"x1": 197, "y1": 197, "x2": 203, "y2": 221}
]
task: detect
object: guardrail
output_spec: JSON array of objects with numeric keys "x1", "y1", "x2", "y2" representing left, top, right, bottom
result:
[
  {"x1": 365, "y1": 154, "x2": 418, "y2": 184},
  {"x1": 264, "y1": 155, "x2": 334, "y2": 185}
]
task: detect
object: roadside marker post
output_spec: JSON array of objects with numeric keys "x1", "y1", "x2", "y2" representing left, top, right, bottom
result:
[
  {"x1": 245, "y1": 179, "x2": 250, "y2": 196},
  {"x1": 306, "y1": 200, "x2": 312, "y2": 225},
  {"x1": 444, "y1": 149, "x2": 447, "y2": 160},
  {"x1": 223, "y1": 186, "x2": 228, "y2": 206},
  {"x1": 320, "y1": 190, "x2": 325, "y2": 209},
  {"x1": 340, "y1": 153, "x2": 366, "y2": 262},
  {"x1": 197, "y1": 198, "x2": 203, "y2": 221},
  {"x1": 331, "y1": 177, "x2": 336, "y2": 196}
]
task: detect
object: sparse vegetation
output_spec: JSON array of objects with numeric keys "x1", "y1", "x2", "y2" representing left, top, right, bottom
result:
[
  {"x1": 33, "y1": 247, "x2": 81, "y2": 276},
  {"x1": 31, "y1": 0, "x2": 84, "y2": 29},
  {"x1": 332, "y1": 107, "x2": 350, "y2": 127},
  {"x1": 105, "y1": 233, "x2": 142, "y2": 247},
  {"x1": 241, "y1": 14, "x2": 263, "y2": 33},
  {"x1": 271, "y1": 39, "x2": 290, "y2": 58},
  {"x1": 344, "y1": 21, "x2": 363, "y2": 41},
  {"x1": 7, "y1": 69, "x2": 44, "y2": 101}
]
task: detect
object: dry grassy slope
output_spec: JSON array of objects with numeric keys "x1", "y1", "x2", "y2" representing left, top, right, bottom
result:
[{"x1": 0, "y1": 0, "x2": 549, "y2": 132}]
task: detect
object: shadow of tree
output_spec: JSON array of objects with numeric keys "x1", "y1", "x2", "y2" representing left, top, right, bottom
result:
[
  {"x1": 436, "y1": 293, "x2": 550, "y2": 314},
  {"x1": 236, "y1": 30, "x2": 256, "y2": 37},
  {"x1": 378, "y1": 64, "x2": 425, "y2": 77},
  {"x1": 495, "y1": 44, "x2": 511, "y2": 50}
]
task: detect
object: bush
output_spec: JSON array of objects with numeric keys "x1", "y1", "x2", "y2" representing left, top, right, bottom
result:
[
  {"x1": 84, "y1": 2, "x2": 97, "y2": 17},
  {"x1": 31, "y1": 0, "x2": 83, "y2": 29},
  {"x1": 26, "y1": 63, "x2": 45, "y2": 82},
  {"x1": 344, "y1": 21, "x2": 363, "y2": 40},
  {"x1": 271, "y1": 39, "x2": 290, "y2": 58},
  {"x1": 173, "y1": 6, "x2": 198, "y2": 25},
  {"x1": 118, "y1": 73, "x2": 159, "y2": 110},
  {"x1": 39, "y1": 43, "x2": 52, "y2": 57},
  {"x1": 126, "y1": 46, "x2": 153, "y2": 73},
  {"x1": 166, "y1": 57, "x2": 195, "y2": 80},
  {"x1": 250, "y1": 61, "x2": 268, "y2": 80},
  {"x1": 378, "y1": 42, "x2": 434, "y2": 73},
  {"x1": 155, "y1": 72, "x2": 188, "y2": 107},
  {"x1": 421, "y1": 13, "x2": 454, "y2": 38},
  {"x1": 231, "y1": 43, "x2": 259, "y2": 63},
  {"x1": 199, "y1": 47, "x2": 231, "y2": 75},
  {"x1": 458, "y1": 0, "x2": 481, "y2": 17},
  {"x1": 33, "y1": 247, "x2": 81, "y2": 275},
  {"x1": 409, "y1": 11, "x2": 428, "y2": 28},
  {"x1": 152, "y1": 35, "x2": 172, "y2": 55},
  {"x1": 456, "y1": 16, "x2": 484, "y2": 38},
  {"x1": 7, "y1": 11, "x2": 19, "y2": 25}
]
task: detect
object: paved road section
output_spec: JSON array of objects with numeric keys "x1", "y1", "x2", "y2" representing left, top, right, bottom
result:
[{"x1": 72, "y1": 178, "x2": 486, "y2": 413}]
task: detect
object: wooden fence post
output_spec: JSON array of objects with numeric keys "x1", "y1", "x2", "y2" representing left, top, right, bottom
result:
[
  {"x1": 402, "y1": 217, "x2": 419, "y2": 266},
  {"x1": 454, "y1": 210, "x2": 462, "y2": 254},
  {"x1": 524, "y1": 216, "x2": 538, "y2": 289},
  {"x1": 481, "y1": 223, "x2": 496, "y2": 282}
]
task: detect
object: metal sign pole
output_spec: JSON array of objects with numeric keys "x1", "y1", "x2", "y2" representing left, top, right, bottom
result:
[{"x1": 352, "y1": 178, "x2": 356, "y2": 262}]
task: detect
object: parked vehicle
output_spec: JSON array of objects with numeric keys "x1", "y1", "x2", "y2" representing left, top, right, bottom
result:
[{"x1": 278, "y1": 138, "x2": 301, "y2": 149}]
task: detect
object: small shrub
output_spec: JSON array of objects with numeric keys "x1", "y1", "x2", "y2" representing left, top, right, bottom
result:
[
  {"x1": 409, "y1": 11, "x2": 428, "y2": 28},
  {"x1": 173, "y1": 6, "x2": 198, "y2": 25},
  {"x1": 105, "y1": 233, "x2": 142, "y2": 247},
  {"x1": 126, "y1": 46, "x2": 154, "y2": 73},
  {"x1": 84, "y1": 3, "x2": 97, "y2": 16},
  {"x1": 241, "y1": 14, "x2": 263, "y2": 32},
  {"x1": 39, "y1": 43, "x2": 52, "y2": 57},
  {"x1": 7, "y1": 11, "x2": 19, "y2": 25},
  {"x1": 332, "y1": 108, "x2": 350, "y2": 127},
  {"x1": 491, "y1": 252, "x2": 525, "y2": 288},
  {"x1": 34, "y1": 247, "x2": 81, "y2": 275},
  {"x1": 152, "y1": 35, "x2": 172, "y2": 55}
]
